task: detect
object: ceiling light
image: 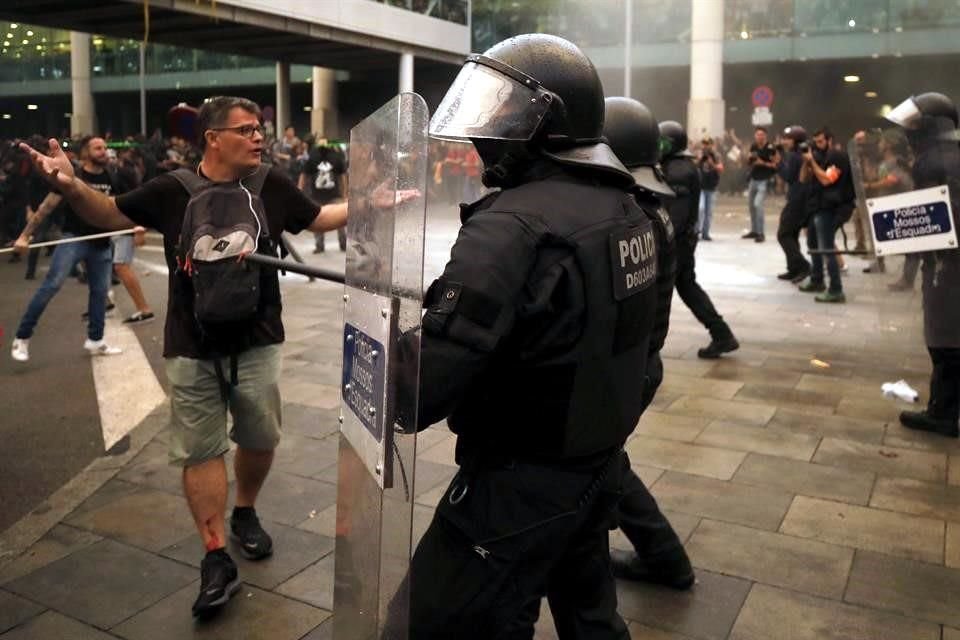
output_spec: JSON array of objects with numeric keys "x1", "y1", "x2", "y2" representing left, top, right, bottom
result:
[
  {"x1": 848, "y1": 19, "x2": 856, "y2": 27},
  {"x1": 21, "y1": 39, "x2": 28, "y2": 45},
  {"x1": 26, "y1": 30, "x2": 33, "y2": 36},
  {"x1": 3, "y1": 42, "x2": 9, "y2": 47},
  {"x1": 740, "y1": 30, "x2": 749, "y2": 39},
  {"x1": 844, "y1": 75, "x2": 860, "y2": 83},
  {"x1": 895, "y1": 26, "x2": 903, "y2": 32},
  {"x1": 303, "y1": 106, "x2": 312, "y2": 112},
  {"x1": 865, "y1": 91, "x2": 878, "y2": 98},
  {"x1": 880, "y1": 104, "x2": 893, "y2": 117},
  {"x1": 35, "y1": 45, "x2": 41, "y2": 50},
  {"x1": 1, "y1": 114, "x2": 10, "y2": 120},
  {"x1": 27, "y1": 104, "x2": 37, "y2": 110},
  {"x1": 6, "y1": 33, "x2": 12, "y2": 38}
]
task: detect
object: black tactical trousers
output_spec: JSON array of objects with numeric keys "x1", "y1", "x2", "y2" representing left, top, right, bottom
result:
[
  {"x1": 674, "y1": 241, "x2": 733, "y2": 341},
  {"x1": 776, "y1": 199, "x2": 810, "y2": 275},
  {"x1": 928, "y1": 347, "x2": 960, "y2": 421},
  {"x1": 617, "y1": 461, "x2": 684, "y2": 556},
  {"x1": 406, "y1": 453, "x2": 630, "y2": 640}
]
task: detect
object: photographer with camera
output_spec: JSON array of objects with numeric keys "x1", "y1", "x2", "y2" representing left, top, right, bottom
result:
[
  {"x1": 743, "y1": 126, "x2": 778, "y2": 242},
  {"x1": 697, "y1": 136, "x2": 723, "y2": 241},
  {"x1": 797, "y1": 127, "x2": 856, "y2": 303},
  {"x1": 775, "y1": 126, "x2": 811, "y2": 282}
]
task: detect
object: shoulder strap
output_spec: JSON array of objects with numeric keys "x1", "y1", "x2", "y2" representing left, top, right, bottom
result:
[
  {"x1": 169, "y1": 168, "x2": 209, "y2": 196},
  {"x1": 240, "y1": 164, "x2": 271, "y2": 196}
]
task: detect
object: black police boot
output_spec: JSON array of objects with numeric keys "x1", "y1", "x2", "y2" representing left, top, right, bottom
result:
[
  {"x1": 610, "y1": 548, "x2": 695, "y2": 590},
  {"x1": 899, "y1": 411, "x2": 959, "y2": 438},
  {"x1": 697, "y1": 335, "x2": 740, "y2": 359}
]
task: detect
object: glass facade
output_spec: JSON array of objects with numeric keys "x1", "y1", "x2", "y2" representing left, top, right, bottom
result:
[
  {"x1": 473, "y1": 0, "x2": 960, "y2": 51},
  {"x1": 375, "y1": 0, "x2": 469, "y2": 25}
]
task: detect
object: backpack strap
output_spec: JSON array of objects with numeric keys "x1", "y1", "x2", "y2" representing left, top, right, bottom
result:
[
  {"x1": 169, "y1": 167, "x2": 209, "y2": 196},
  {"x1": 240, "y1": 164, "x2": 271, "y2": 196}
]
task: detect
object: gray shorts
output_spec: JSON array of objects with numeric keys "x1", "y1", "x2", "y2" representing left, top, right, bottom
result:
[
  {"x1": 112, "y1": 234, "x2": 134, "y2": 265},
  {"x1": 165, "y1": 344, "x2": 283, "y2": 467}
]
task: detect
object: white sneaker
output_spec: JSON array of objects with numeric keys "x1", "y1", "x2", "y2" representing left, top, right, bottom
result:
[
  {"x1": 84, "y1": 339, "x2": 122, "y2": 356},
  {"x1": 11, "y1": 338, "x2": 29, "y2": 362}
]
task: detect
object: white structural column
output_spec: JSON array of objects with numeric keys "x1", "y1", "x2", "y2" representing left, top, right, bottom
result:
[
  {"x1": 399, "y1": 51, "x2": 414, "y2": 94},
  {"x1": 311, "y1": 67, "x2": 338, "y2": 138},
  {"x1": 688, "y1": 0, "x2": 725, "y2": 139},
  {"x1": 70, "y1": 31, "x2": 95, "y2": 136},
  {"x1": 276, "y1": 61, "x2": 291, "y2": 135}
]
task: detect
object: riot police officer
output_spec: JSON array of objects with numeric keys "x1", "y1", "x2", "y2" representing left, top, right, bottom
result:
[
  {"x1": 659, "y1": 120, "x2": 739, "y2": 358},
  {"x1": 401, "y1": 34, "x2": 665, "y2": 638},
  {"x1": 888, "y1": 92, "x2": 960, "y2": 438},
  {"x1": 602, "y1": 96, "x2": 695, "y2": 589}
]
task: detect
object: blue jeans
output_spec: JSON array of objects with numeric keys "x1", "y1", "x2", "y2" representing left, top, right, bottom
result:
[
  {"x1": 698, "y1": 190, "x2": 716, "y2": 238},
  {"x1": 747, "y1": 179, "x2": 768, "y2": 235},
  {"x1": 16, "y1": 235, "x2": 113, "y2": 341},
  {"x1": 808, "y1": 210, "x2": 842, "y2": 293}
]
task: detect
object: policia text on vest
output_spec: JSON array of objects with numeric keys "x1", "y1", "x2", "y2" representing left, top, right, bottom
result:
[{"x1": 611, "y1": 226, "x2": 658, "y2": 300}]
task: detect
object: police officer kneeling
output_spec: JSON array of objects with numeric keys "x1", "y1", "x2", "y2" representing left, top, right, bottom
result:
[{"x1": 401, "y1": 34, "x2": 666, "y2": 637}]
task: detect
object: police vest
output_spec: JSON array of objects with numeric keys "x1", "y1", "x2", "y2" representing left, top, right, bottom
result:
[{"x1": 439, "y1": 174, "x2": 661, "y2": 462}]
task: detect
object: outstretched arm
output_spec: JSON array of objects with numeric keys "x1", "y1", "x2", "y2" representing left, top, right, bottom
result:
[{"x1": 20, "y1": 139, "x2": 135, "y2": 231}]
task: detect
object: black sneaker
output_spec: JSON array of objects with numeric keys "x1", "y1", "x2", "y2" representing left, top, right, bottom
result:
[
  {"x1": 790, "y1": 268, "x2": 811, "y2": 284},
  {"x1": 697, "y1": 336, "x2": 740, "y2": 359},
  {"x1": 899, "y1": 410, "x2": 959, "y2": 438},
  {"x1": 122, "y1": 311, "x2": 155, "y2": 324},
  {"x1": 754, "y1": 233, "x2": 765, "y2": 243},
  {"x1": 741, "y1": 231, "x2": 758, "y2": 239},
  {"x1": 777, "y1": 271, "x2": 797, "y2": 280},
  {"x1": 610, "y1": 548, "x2": 695, "y2": 590},
  {"x1": 230, "y1": 507, "x2": 273, "y2": 560},
  {"x1": 798, "y1": 280, "x2": 826, "y2": 293},
  {"x1": 192, "y1": 549, "x2": 241, "y2": 617}
]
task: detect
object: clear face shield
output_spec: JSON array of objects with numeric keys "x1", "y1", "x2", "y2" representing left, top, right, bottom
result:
[{"x1": 428, "y1": 55, "x2": 555, "y2": 142}]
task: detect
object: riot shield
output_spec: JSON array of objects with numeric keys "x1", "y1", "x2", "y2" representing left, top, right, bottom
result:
[{"x1": 334, "y1": 93, "x2": 429, "y2": 640}]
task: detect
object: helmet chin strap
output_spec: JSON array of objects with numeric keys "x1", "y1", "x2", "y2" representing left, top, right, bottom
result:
[{"x1": 474, "y1": 139, "x2": 539, "y2": 188}]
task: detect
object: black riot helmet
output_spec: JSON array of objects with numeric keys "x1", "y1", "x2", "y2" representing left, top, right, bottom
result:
[
  {"x1": 603, "y1": 97, "x2": 673, "y2": 196},
  {"x1": 657, "y1": 120, "x2": 692, "y2": 161},
  {"x1": 429, "y1": 33, "x2": 632, "y2": 186},
  {"x1": 783, "y1": 125, "x2": 808, "y2": 143},
  {"x1": 886, "y1": 92, "x2": 958, "y2": 129}
]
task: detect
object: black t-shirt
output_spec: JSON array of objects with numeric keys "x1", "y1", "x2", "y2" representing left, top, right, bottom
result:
[
  {"x1": 697, "y1": 150, "x2": 721, "y2": 191},
  {"x1": 114, "y1": 166, "x2": 319, "y2": 359},
  {"x1": 749, "y1": 142, "x2": 777, "y2": 181},
  {"x1": 302, "y1": 147, "x2": 346, "y2": 205},
  {"x1": 63, "y1": 169, "x2": 121, "y2": 247},
  {"x1": 806, "y1": 148, "x2": 855, "y2": 215}
]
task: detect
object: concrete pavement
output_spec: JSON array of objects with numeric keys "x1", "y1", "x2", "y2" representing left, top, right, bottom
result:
[{"x1": 2, "y1": 196, "x2": 958, "y2": 639}]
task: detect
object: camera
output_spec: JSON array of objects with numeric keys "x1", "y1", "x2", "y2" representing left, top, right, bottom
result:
[{"x1": 797, "y1": 141, "x2": 810, "y2": 153}]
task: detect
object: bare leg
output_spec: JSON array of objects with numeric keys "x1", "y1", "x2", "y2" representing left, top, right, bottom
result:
[
  {"x1": 234, "y1": 447, "x2": 274, "y2": 508},
  {"x1": 113, "y1": 263, "x2": 151, "y2": 313},
  {"x1": 183, "y1": 456, "x2": 228, "y2": 549}
]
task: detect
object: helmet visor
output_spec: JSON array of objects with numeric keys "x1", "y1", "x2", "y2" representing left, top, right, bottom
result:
[
  {"x1": 429, "y1": 61, "x2": 552, "y2": 141},
  {"x1": 886, "y1": 97, "x2": 922, "y2": 129}
]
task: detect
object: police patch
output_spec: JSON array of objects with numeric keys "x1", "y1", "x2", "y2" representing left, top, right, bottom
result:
[{"x1": 609, "y1": 222, "x2": 657, "y2": 301}]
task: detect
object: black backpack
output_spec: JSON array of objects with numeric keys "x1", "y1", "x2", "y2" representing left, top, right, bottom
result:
[{"x1": 170, "y1": 165, "x2": 272, "y2": 391}]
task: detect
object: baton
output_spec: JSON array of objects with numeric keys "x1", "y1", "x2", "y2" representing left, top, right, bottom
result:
[
  {"x1": 807, "y1": 249, "x2": 872, "y2": 256},
  {"x1": 0, "y1": 229, "x2": 135, "y2": 254},
  {"x1": 243, "y1": 253, "x2": 346, "y2": 284}
]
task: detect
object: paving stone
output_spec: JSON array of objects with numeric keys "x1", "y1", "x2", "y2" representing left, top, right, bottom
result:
[
  {"x1": 273, "y1": 433, "x2": 339, "y2": 479},
  {"x1": 610, "y1": 510, "x2": 701, "y2": 552},
  {"x1": 0, "y1": 590, "x2": 44, "y2": 634},
  {"x1": 616, "y1": 569, "x2": 751, "y2": 640},
  {"x1": 660, "y1": 373, "x2": 743, "y2": 400},
  {"x1": 768, "y1": 409, "x2": 885, "y2": 444},
  {"x1": 63, "y1": 487, "x2": 196, "y2": 552},
  {"x1": 276, "y1": 553, "x2": 335, "y2": 611},
  {"x1": 845, "y1": 550, "x2": 960, "y2": 628},
  {"x1": 631, "y1": 464, "x2": 665, "y2": 488},
  {"x1": 704, "y1": 361, "x2": 802, "y2": 388},
  {"x1": 412, "y1": 459, "x2": 458, "y2": 498},
  {"x1": 948, "y1": 523, "x2": 960, "y2": 569},
  {"x1": 813, "y1": 437, "x2": 947, "y2": 483},
  {"x1": 281, "y1": 404, "x2": 340, "y2": 440},
  {"x1": 631, "y1": 412, "x2": 710, "y2": 443},
  {"x1": 650, "y1": 472, "x2": 793, "y2": 531},
  {"x1": 870, "y1": 476, "x2": 960, "y2": 522},
  {"x1": 664, "y1": 396, "x2": 776, "y2": 427},
  {"x1": 951, "y1": 455, "x2": 960, "y2": 486},
  {"x1": 299, "y1": 617, "x2": 333, "y2": 640},
  {"x1": 729, "y1": 583, "x2": 940, "y2": 640},
  {"x1": 66, "y1": 478, "x2": 142, "y2": 520},
  {"x1": 835, "y1": 397, "x2": 906, "y2": 423},
  {"x1": 417, "y1": 434, "x2": 457, "y2": 465},
  {"x1": 5, "y1": 539, "x2": 195, "y2": 629},
  {"x1": 0, "y1": 610, "x2": 118, "y2": 640},
  {"x1": 733, "y1": 384, "x2": 839, "y2": 416},
  {"x1": 883, "y1": 425, "x2": 960, "y2": 453},
  {"x1": 627, "y1": 623, "x2": 694, "y2": 639},
  {"x1": 624, "y1": 436, "x2": 747, "y2": 480},
  {"x1": 662, "y1": 358, "x2": 716, "y2": 378},
  {"x1": 296, "y1": 504, "x2": 338, "y2": 538},
  {"x1": 253, "y1": 472, "x2": 338, "y2": 527},
  {"x1": 795, "y1": 373, "x2": 880, "y2": 399},
  {"x1": 946, "y1": 628, "x2": 960, "y2": 640},
  {"x1": 113, "y1": 583, "x2": 330, "y2": 640},
  {"x1": 695, "y1": 421, "x2": 820, "y2": 461},
  {"x1": 160, "y1": 521, "x2": 335, "y2": 590},
  {"x1": 733, "y1": 453, "x2": 874, "y2": 505},
  {"x1": 0, "y1": 525, "x2": 102, "y2": 586},
  {"x1": 116, "y1": 444, "x2": 184, "y2": 496},
  {"x1": 780, "y1": 496, "x2": 944, "y2": 563},
  {"x1": 279, "y1": 380, "x2": 340, "y2": 410},
  {"x1": 648, "y1": 392, "x2": 681, "y2": 412},
  {"x1": 684, "y1": 519, "x2": 853, "y2": 599}
]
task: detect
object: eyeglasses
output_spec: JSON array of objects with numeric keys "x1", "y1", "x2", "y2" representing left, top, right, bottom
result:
[{"x1": 210, "y1": 124, "x2": 264, "y2": 139}]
